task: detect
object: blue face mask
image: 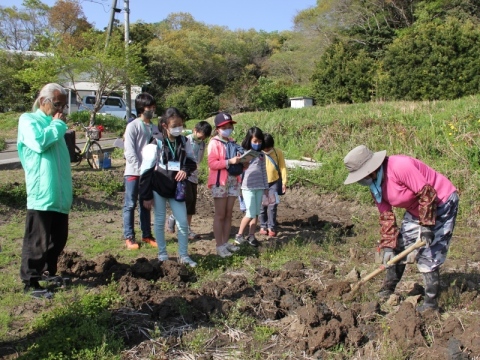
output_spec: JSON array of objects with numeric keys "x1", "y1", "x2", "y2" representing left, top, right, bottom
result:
[
  {"x1": 251, "y1": 143, "x2": 262, "y2": 151},
  {"x1": 369, "y1": 166, "x2": 384, "y2": 203}
]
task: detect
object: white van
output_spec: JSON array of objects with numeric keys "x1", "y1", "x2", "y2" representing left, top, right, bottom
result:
[{"x1": 79, "y1": 95, "x2": 136, "y2": 120}]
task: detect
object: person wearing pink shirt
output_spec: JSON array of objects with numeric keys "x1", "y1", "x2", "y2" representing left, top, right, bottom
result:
[
  {"x1": 207, "y1": 113, "x2": 246, "y2": 257},
  {"x1": 344, "y1": 145, "x2": 459, "y2": 312}
]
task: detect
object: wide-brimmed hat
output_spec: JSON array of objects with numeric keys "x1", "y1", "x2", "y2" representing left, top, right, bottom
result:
[
  {"x1": 343, "y1": 145, "x2": 386, "y2": 184},
  {"x1": 214, "y1": 112, "x2": 236, "y2": 127}
]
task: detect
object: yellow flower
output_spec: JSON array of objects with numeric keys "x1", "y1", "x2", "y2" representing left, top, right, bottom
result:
[{"x1": 449, "y1": 132, "x2": 452, "y2": 135}]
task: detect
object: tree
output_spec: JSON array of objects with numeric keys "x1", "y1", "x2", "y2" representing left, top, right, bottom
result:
[
  {"x1": 0, "y1": 0, "x2": 49, "y2": 50},
  {"x1": 18, "y1": 30, "x2": 146, "y2": 125},
  {"x1": 0, "y1": 50, "x2": 32, "y2": 111}
]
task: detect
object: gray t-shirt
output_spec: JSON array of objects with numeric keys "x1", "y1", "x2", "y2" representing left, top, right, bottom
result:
[
  {"x1": 185, "y1": 134, "x2": 206, "y2": 184},
  {"x1": 123, "y1": 118, "x2": 160, "y2": 176},
  {"x1": 241, "y1": 154, "x2": 268, "y2": 190}
]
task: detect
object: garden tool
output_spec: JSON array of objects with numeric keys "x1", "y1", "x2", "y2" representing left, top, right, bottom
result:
[{"x1": 349, "y1": 239, "x2": 426, "y2": 295}]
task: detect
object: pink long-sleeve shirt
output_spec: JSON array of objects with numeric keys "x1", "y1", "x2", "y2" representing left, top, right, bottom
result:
[
  {"x1": 207, "y1": 135, "x2": 240, "y2": 188},
  {"x1": 376, "y1": 155, "x2": 456, "y2": 217}
]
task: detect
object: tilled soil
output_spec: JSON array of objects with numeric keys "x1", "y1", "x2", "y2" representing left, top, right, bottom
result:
[{"x1": 2, "y1": 165, "x2": 480, "y2": 359}]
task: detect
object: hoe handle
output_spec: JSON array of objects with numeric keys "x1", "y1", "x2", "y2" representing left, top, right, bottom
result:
[{"x1": 350, "y1": 240, "x2": 427, "y2": 294}]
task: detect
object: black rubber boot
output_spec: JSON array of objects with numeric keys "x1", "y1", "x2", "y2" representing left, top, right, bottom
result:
[
  {"x1": 377, "y1": 264, "x2": 406, "y2": 299},
  {"x1": 417, "y1": 269, "x2": 440, "y2": 312},
  {"x1": 23, "y1": 279, "x2": 53, "y2": 299},
  {"x1": 41, "y1": 271, "x2": 71, "y2": 288}
]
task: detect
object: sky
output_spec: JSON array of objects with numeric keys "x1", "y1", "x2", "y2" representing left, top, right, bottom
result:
[{"x1": 3, "y1": 0, "x2": 317, "y2": 32}]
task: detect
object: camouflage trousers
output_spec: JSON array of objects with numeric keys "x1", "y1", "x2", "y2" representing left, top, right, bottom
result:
[{"x1": 395, "y1": 192, "x2": 459, "y2": 273}]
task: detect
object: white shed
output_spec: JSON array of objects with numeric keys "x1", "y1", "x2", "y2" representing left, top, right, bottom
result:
[{"x1": 289, "y1": 97, "x2": 314, "y2": 109}]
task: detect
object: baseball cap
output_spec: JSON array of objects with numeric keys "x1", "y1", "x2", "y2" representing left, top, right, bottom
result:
[{"x1": 214, "y1": 112, "x2": 236, "y2": 127}]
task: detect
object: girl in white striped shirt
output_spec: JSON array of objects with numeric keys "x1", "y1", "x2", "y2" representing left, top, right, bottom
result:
[{"x1": 234, "y1": 127, "x2": 269, "y2": 247}]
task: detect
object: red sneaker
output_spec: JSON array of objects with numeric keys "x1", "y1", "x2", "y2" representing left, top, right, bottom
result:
[
  {"x1": 267, "y1": 230, "x2": 276, "y2": 237},
  {"x1": 142, "y1": 236, "x2": 157, "y2": 248},
  {"x1": 125, "y1": 239, "x2": 139, "y2": 250},
  {"x1": 259, "y1": 228, "x2": 268, "y2": 235}
]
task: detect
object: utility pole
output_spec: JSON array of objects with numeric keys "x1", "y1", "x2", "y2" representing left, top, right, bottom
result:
[
  {"x1": 124, "y1": 0, "x2": 132, "y2": 120},
  {"x1": 105, "y1": 0, "x2": 118, "y2": 49}
]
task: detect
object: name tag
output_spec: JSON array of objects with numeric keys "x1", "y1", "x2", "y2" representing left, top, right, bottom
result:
[{"x1": 168, "y1": 161, "x2": 181, "y2": 171}]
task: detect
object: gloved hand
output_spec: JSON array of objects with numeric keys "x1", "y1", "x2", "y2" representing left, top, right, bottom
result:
[
  {"x1": 420, "y1": 226, "x2": 435, "y2": 247},
  {"x1": 382, "y1": 248, "x2": 395, "y2": 266}
]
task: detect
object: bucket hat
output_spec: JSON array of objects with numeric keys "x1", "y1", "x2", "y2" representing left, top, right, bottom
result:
[{"x1": 343, "y1": 145, "x2": 386, "y2": 184}]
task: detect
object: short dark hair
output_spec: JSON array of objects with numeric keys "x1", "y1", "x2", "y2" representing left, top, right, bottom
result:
[
  {"x1": 135, "y1": 93, "x2": 156, "y2": 116},
  {"x1": 241, "y1": 126, "x2": 265, "y2": 150},
  {"x1": 264, "y1": 133, "x2": 275, "y2": 148},
  {"x1": 195, "y1": 121, "x2": 212, "y2": 137}
]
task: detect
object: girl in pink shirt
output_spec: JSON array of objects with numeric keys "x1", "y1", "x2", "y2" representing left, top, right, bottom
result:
[
  {"x1": 344, "y1": 145, "x2": 459, "y2": 312},
  {"x1": 207, "y1": 113, "x2": 245, "y2": 258}
]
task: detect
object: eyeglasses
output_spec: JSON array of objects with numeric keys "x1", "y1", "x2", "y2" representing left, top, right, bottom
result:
[
  {"x1": 46, "y1": 99, "x2": 68, "y2": 110},
  {"x1": 53, "y1": 102, "x2": 68, "y2": 110}
]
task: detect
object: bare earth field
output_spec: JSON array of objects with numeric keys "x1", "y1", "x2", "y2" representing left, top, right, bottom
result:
[{"x1": 1, "y1": 159, "x2": 480, "y2": 359}]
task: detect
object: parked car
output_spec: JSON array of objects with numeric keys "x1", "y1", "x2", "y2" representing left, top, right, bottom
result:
[{"x1": 78, "y1": 95, "x2": 136, "y2": 120}]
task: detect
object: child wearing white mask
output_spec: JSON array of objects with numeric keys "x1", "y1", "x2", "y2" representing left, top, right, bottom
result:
[
  {"x1": 207, "y1": 113, "x2": 245, "y2": 257},
  {"x1": 139, "y1": 107, "x2": 198, "y2": 267}
]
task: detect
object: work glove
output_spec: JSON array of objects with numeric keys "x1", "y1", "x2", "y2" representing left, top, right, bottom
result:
[
  {"x1": 380, "y1": 248, "x2": 395, "y2": 266},
  {"x1": 420, "y1": 226, "x2": 435, "y2": 247}
]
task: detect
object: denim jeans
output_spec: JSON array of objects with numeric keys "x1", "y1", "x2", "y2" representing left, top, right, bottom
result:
[
  {"x1": 260, "y1": 181, "x2": 279, "y2": 230},
  {"x1": 123, "y1": 175, "x2": 152, "y2": 240},
  {"x1": 153, "y1": 190, "x2": 189, "y2": 258}
]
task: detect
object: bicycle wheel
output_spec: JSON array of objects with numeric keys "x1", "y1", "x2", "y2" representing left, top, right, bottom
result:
[
  {"x1": 86, "y1": 141, "x2": 104, "y2": 169},
  {"x1": 70, "y1": 145, "x2": 83, "y2": 167}
]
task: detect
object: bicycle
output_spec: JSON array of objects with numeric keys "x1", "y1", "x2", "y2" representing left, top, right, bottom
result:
[{"x1": 70, "y1": 122, "x2": 104, "y2": 169}]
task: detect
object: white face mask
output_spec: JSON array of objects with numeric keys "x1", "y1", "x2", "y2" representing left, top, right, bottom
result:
[
  {"x1": 169, "y1": 126, "x2": 183, "y2": 137},
  {"x1": 219, "y1": 128, "x2": 233, "y2": 138}
]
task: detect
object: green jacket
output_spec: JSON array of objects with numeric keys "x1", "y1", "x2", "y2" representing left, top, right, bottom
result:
[{"x1": 17, "y1": 109, "x2": 73, "y2": 214}]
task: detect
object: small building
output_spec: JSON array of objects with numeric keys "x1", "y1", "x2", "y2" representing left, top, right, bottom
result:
[{"x1": 289, "y1": 96, "x2": 314, "y2": 109}]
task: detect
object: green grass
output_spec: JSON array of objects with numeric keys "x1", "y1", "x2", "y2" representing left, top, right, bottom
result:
[{"x1": 19, "y1": 283, "x2": 124, "y2": 360}]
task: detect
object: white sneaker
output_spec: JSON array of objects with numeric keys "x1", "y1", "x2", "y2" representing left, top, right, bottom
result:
[
  {"x1": 234, "y1": 234, "x2": 245, "y2": 245},
  {"x1": 216, "y1": 245, "x2": 233, "y2": 258},
  {"x1": 225, "y1": 243, "x2": 240, "y2": 252},
  {"x1": 179, "y1": 256, "x2": 197, "y2": 268},
  {"x1": 158, "y1": 254, "x2": 169, "y2": 262}
]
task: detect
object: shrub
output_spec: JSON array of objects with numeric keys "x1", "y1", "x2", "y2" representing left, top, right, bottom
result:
[
  {"x1": 185, "y1": 85, "x2": 218, "y2": 120},
  {"x1": 378, "y1": 17, "x2": 480, "y2": 101},
  {"x1": 251, "y1": 77, "x2": 288, "y2": 111},
  {"x1": 311, "y1": 41, "x2": 375, "y2": 105}
]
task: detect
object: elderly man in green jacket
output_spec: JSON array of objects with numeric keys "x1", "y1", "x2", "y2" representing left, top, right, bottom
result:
[{"x1": 17, "y1": 83, "x2": 73, "y2": 299}]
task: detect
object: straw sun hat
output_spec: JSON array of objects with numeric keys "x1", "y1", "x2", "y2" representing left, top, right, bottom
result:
[{"x1": 343, "y1": 145, "x2": 386, "y2": 185}]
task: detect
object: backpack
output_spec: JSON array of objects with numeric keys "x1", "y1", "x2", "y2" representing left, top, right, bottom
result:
[
  {"x1": 213, "y1": 138, "x2": 244, "y2": 176},
  {"x1": 64, "y1": 130, "x2": 79, "y2": 163},
  {"x1": 265, "y1": 149, "x2": 285, "y2": 195}
]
